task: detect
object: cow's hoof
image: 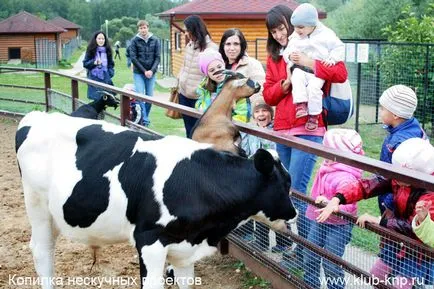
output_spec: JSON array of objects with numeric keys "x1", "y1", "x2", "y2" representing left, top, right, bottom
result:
[{"x1": 165, "y1": 264, "x2": 174, "y2": 279}]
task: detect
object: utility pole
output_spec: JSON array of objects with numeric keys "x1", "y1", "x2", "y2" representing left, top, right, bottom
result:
[{"x1": 105, "y1": 19, "x2": 109, "y2": 39}]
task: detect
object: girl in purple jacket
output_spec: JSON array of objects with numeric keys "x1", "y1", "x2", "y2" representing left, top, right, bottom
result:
[{"x1": 304, "y1": 129, "x2": 364, "y2": 289}]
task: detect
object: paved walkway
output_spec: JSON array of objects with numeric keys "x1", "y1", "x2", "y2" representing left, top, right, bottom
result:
[{"x1": 58, "y1": 51, "x2": 86, "y2": 77}]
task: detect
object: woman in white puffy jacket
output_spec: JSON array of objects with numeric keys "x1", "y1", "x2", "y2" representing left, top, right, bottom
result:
[{"x1": 177, "y1": 15, "x2": 217, "y2": 138}]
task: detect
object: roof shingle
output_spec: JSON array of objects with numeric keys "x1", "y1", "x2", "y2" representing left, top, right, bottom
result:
[
  {"x1": 0, "y1": 11, "x2": 65, "y2": 34},
  {"x1": 48, "y1": 16, "x2": 82, "y2": 30},
  {"x1": 158, "y1": 0, "x2": 326, "y2": 19}
]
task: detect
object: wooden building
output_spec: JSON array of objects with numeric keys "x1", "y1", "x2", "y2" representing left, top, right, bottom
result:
[
  {"x1": 0, "y1": 11, "x2": 65, "y2": 64},
  {"x1": 48, "y1": 16, "x2": 82, "y2": 43},
  {"x1": 158, "y1": 0, "x2": 326, "y2": 76}
]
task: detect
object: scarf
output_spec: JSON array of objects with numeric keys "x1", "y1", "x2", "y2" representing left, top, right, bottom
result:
[{"x1": 91, "y1": 46, "x2": 108, "y2": 80}]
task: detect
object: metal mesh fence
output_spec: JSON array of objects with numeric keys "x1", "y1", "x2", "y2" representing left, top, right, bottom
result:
[{"x1": 344, "y1": 41, "x2": 434, "y2": 131}]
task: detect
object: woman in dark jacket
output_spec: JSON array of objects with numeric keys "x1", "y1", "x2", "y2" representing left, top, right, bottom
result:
[{"x1": 83, "y1": 31, "x2": 115, "y2": 101}]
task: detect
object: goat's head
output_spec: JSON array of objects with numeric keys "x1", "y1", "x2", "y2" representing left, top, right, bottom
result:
[
  {"x1": 98, "y1": 91, "x2": 120, "y2": 110},
  {"x1": 220, "y1": 70, "x2": 261, "y2": 99}
]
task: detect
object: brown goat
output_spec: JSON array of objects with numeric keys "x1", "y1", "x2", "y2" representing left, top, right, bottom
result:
[{"x1": 191, "y1": 71, "x2": 261, "y2": 154}]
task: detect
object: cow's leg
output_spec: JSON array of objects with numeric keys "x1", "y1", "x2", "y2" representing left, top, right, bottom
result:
[
  {"x1": 172, "y1": 264, "x2": 195, "y2": 289},
  {"x1": 136, "y1": 238, "x2": 167, "y2": 289},
  {"x1": 23, "y1": 185, "x2": 58, "y2": 289}
]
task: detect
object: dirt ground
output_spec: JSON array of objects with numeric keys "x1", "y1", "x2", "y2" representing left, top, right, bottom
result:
[{"x1": 0, "y1": 116, "x2": 246, "y2": 289}]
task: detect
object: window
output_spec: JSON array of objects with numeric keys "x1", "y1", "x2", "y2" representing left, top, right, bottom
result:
[
  {"x1": 174, "y1": 32, "x2": 181, "y2": 51},
  {"x1": 8, "y1": 48, "x2": 21, "y2": 59}
]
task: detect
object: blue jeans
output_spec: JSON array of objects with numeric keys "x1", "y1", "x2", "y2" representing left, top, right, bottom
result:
[
  {"x1": 275, "y1": 135, "x2": 323, "y2": 253},
  {"x1": 134, "y1": 73, "x2": 156, "y2": 126},
  {"x1": 178, "y1": 92, "x2": 198, "y2": 138},
  {"x1": 304, "y1": 222, "x2": 353, "y2": 289}
]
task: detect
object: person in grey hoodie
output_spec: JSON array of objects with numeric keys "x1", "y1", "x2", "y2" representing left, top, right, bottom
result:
[{"x1": 129, "y1": 20, "x2": 161, "y2": 126}]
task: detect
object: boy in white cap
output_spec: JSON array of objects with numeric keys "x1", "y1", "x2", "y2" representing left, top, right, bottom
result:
[
  {"x1": 302, "y1": 129, "x2": 364, "y2": 289},
  {"x1": 282, "y1": 3, "x2": 345, "y2": 131},
  {"x1": 377, "y1": 84, "x2": 426, "y2": 215},
  {"x1": 316, "y1": 137, "x2": 434, "y2": 288}
]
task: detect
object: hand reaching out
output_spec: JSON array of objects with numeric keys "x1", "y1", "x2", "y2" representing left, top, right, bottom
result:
[
  {"x1": 415, "y1": 200, "x2": 432, "y2": 224},
  {"x1": 356, "y1": 213, "x2": 380, "y2": 228},
  {"x1": 315, "y1": 195, "x2": 329, "y2": 205},
  {"x1": 316, "y1": 197, "x2": 340, "y2": 223}
]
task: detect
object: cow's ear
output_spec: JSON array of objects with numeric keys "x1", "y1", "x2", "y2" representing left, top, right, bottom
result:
[{"x1": 254, "y1": 149, "x2": 274, "y2": 175}]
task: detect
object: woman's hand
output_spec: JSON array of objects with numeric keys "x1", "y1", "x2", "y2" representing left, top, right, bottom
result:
[
  {"x1": 290, "y1": 52, "x2": 315, "y2": 69},
  {"x1": 356, "y1": 213, "x2": 380, "y2": 228},
  {"x1": 281, "y1": 63, "x2": 292, "y2": 93},
  {"x1": 316, "y1": 197, "x2": 340, "y2": 223}
]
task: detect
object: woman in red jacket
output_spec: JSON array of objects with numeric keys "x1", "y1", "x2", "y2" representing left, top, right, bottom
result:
[{"x1": 263, "y1": 4, "x2": 348, "y2": 261}]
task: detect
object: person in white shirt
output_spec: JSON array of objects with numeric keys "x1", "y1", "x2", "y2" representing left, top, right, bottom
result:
[{"x1": 282, "y1": 3, "x2": 345, "y2": 131}]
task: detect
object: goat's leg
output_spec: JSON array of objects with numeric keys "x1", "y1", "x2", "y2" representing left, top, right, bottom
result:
[{"x1": 24, "y1": 183, "x2": 58, "y2": 289}]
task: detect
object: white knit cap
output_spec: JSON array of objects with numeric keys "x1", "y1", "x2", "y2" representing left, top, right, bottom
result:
[
  {"x1": 392, "y1": 138, "x2": 434, "y2": 175},
  {"x1": 379, "y1": 85, "x2": 417, "y2": 119},
  {"x1": 291, "y1": 3, "x2": 319, "y2": 27},
  {"x1": 323, "y1": 128, "x2": 364, "y2": 155}
]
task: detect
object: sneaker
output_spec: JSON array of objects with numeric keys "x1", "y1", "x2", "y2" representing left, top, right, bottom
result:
[
  {"x1": 271, "y1": 245, "x2": 290, "y2": 253},
  {"x1": 295, "y1": 102, "x2": 308, "y2": 118},
  {"x1": 305, "y1": 115, "x2": 319, "y2": 131}
]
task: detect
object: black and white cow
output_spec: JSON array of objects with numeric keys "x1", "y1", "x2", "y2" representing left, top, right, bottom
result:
[{"x1": 15, "y1": 111, "x2": 297, "y2": 289}]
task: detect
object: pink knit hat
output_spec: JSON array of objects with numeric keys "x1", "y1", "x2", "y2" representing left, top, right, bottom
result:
[
  {"x1": 323, "y1": 128, "x2": 364, "y2": 155},
  {"x1": 199, "y1": 49, "x2": 224, "y2": 75},
  {"x1": 392, "y1": 138, "x2": 434, "y2": 175}
]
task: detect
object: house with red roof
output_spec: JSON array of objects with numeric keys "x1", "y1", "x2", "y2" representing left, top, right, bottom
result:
[
  {"x1": 158, "y1": 0, "x2": 326, "y2": 76},
  {"x1": 0, "y1": 11, "x2": 65, "y2": 65},
  {"x1": 48, "y1": 16, "x2": 82, "y2": 43}
]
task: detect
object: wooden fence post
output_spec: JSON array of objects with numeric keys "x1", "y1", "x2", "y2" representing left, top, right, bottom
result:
[
  {"x1": 120, "y1": 94, "x2": 130, "y2": 126},
  {"x1": 44, "y1": 72, "x2": 51, "y2": 112},
  {"x1": 71, "y1": 79, "x2": 79, "y2": 112}
]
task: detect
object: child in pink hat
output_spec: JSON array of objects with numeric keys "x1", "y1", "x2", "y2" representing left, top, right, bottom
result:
[
  {"x1": 195, "y1": 49, "x2": 226, "y2": 112},
  {"x1": 195, "y1": 49, "x2": 251, "y2": 123},
  {"x1": 303, "y1": 128, "x2": 364, "y2": 289}
]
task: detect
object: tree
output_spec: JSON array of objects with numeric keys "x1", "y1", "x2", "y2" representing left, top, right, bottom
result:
[
  {"x1": 380, "y1": 4, "x2": 434, "y2": 135},
  {"x1": 325, "y1": 0, "x2": 413, "y2": 39}
]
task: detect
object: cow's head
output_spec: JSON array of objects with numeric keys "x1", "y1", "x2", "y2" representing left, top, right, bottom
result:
[{"x1": 250, "y1": 149, "x2": 297, "y2": 233}]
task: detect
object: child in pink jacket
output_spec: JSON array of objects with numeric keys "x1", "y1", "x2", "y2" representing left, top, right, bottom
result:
[{"x1": 304, "y1": 129, "x2": 364, "y2": 289}]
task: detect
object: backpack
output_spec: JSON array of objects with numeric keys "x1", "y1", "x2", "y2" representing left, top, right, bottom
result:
[{"x1": 322, "y1": 79, "x2": 354, "y2": 126}]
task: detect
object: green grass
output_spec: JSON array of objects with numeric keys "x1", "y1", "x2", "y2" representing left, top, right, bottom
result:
[
  {"x1": 232, "y1": 261, "x2": 272, "y2": 289},
  {"x1": 0, "y1": 47, "x2": 176, "y2": 131}
]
